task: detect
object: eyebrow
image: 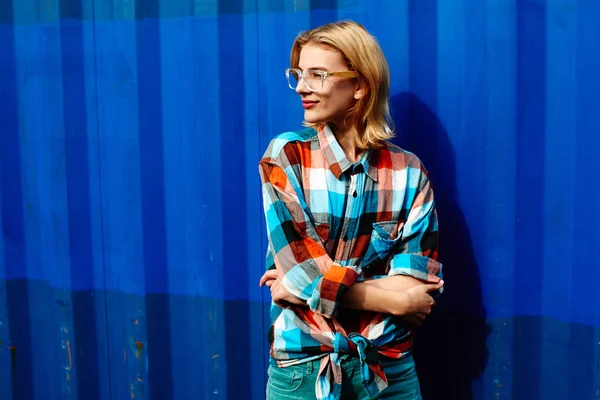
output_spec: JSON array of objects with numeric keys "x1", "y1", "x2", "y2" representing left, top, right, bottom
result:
[{"x1": 296, "y1": 66, "x2": 330, "y2": 71}]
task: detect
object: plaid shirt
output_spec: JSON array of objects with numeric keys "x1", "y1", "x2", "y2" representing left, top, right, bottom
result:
[{"x1": 259, "y1": 124, "x2": 443, "y2": 399}]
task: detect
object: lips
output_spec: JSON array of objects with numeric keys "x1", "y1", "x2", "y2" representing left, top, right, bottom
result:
[{"x1": 302, "y1": 100, "x2": 319, "y2": 109}]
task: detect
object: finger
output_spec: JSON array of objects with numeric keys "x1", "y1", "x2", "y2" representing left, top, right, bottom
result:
[
  {"x1": 259, "y1": 275, "x2": 268, "y2": 287},
  {"x1": 424, "y1": 280, "x2": 444, "y2": 292},
  {"x1": 260, "y1": 269, "x2": 280, "y2": 285},
  {"x1": 261, "y1": 276, "x2": 277, "y2": 287},
  {"x1": 259, "y1": 269, "x2": 280, "y2": 287}
]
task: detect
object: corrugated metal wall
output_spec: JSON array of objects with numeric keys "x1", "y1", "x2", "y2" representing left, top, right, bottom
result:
[{"x1": 0, "y1": 0, "x2": 599, "y2": 399}]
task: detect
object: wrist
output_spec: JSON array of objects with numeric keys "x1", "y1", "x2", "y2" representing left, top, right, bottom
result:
[{"x1": 391, "y1": 291, "x2": 409, "y2": 317}]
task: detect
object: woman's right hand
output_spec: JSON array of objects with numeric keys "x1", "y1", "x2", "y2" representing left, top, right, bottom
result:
[{"x1": 398, "y1": 280, "x2": 444, "y2": 325}]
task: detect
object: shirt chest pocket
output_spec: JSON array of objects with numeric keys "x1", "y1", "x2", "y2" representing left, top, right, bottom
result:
[{"x1": 361, "y1": 221, "x2": 404, "y2": 269}]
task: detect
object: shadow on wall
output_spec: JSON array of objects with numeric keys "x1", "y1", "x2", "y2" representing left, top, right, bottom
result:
[{"x1": 390, "y1": 92, "x2": 492, "y2": 400}]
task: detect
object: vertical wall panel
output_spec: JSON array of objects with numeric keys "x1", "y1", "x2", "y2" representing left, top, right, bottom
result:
[
  {"x1": 540, "y1": 1, "x2": 576, "y2": 399},
  {"x1": 12, "y1": 2, "x2": 73, "y2": 395},
  {"x1": 240, "y1": 4, "x2": 270, "y2": 399},
  {"x1": 94, "y1": 0, "x2": 149, "y2": 397},
  {"x1": 61, "y1": 0, "x2": 111, "y2": 398},
  {"x1": 0, "y1": 0, "x2": 108, "y2": 398},
  {"x1": 0, "y1": 0, "x2": 29, "y2": 397},
  {"x1": 160, "y1": 1, "x2": 220, "y2": 398},
  {"x1": 482, "y1": 1, "x2": 517, "y2": 398},
  {"x1": 572, "y1": 1, "x2": 600, "y2": 399},
  {"x1": 0, "y1": 175, "x2": 9, "y2": 399}
]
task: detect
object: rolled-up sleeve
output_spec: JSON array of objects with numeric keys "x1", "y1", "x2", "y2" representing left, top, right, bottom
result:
[
  {"x1": 388, "y1": 173, "x2": 443, "y2": 293},
  {"x1": 259, "y1": 160, "x2": 360, "y2": 317}
]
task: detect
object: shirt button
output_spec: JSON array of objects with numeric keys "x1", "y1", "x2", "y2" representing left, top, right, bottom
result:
[
  {"x1": 343, "y1": 235, "x2": 348, "y2": 242},
  {"x1": 353, "y1": 191, "x2": 357, "y2": 198}
]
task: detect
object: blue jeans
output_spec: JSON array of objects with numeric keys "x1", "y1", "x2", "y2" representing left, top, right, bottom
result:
[{"x1": 266, "y1": 354, "x2": 422, "y2": 399}]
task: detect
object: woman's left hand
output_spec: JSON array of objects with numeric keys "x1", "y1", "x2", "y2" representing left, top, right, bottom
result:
[{"x1": 259, "y1": 269, "x2": 306, "y2": 307}]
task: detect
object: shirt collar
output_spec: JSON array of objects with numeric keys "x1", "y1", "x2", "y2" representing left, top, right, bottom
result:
[{"x1": 318, "y1": 124, "x2": 378, "y2": 182}]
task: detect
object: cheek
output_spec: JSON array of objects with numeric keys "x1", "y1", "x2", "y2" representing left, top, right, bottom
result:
[
  {"x1": 322, "y1": 95, "x2": 354, "y2": 116},
  {"x1": 326, "y1": 85, "x2": 355, "y2": 107}
]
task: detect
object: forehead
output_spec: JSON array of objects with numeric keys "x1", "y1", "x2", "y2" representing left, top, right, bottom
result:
[{"x1": 297, "y1": 43, "x2": 347, "y2": 70}]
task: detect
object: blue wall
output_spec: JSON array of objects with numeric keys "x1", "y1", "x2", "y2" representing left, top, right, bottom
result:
[{"x1": 1, "y1": 0, "x2": 599, "y2": 399}]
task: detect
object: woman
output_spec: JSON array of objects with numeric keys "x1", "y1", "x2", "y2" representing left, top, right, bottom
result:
[{"x1": 258, "y1": 21, "x2": 444, "y2": 400}]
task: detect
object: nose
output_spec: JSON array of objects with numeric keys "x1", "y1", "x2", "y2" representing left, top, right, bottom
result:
[{"x1": 295, "y1": 78, "x2": 311, "y2": 94}]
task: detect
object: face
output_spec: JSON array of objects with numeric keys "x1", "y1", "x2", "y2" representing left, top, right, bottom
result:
[{"x1": 295, "y1": 43, "x2": 365, "y2": 129}]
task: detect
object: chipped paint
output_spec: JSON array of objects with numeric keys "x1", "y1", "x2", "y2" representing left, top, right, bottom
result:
[
  {"x1": 65, "y1": 340, "x2": 73, "y2": 370},
  {"x1": 61, "y1": 325, "x2": 73, "y2": 396},
  {"x1": 128, "y1": 339, "x2": 146, "y2": 399},
  {"x1": 135, "y1": 342, "x2": 144, "y2": 381},
  {"x1": 128, "y1": 339, "x2": 143, "y2": 360}
]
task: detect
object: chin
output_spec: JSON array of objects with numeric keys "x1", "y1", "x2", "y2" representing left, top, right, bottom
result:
[{"x1": 303, "y1": 111, "x2": 325, "y2": 125}]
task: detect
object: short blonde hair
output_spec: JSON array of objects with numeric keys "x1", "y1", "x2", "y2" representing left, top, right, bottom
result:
[{"x1": 290, "y1": 20, "x2": 394, "y2": 149}]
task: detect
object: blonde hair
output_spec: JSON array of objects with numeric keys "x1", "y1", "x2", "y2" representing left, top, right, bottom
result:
[{"x1": 290, "y1": 20, "x2": 394, "y2": 149}]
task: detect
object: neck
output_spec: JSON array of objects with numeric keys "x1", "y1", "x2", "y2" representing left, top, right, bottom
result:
[{"x1": 330, "y1": 123, "x2": 363, "y2": 163}]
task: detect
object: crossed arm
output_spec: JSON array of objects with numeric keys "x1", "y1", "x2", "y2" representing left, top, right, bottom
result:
[
  {"x1": 260, "y1": 271, "x2": 443, "y2": 325},
  {"x1": 258, "y1": 160, "x2": 443, "y2": 325}
]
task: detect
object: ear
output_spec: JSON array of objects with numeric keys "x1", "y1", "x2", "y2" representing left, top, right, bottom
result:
[{"x1": 353, "y1": 80, "x2": 367, "y2": 100}]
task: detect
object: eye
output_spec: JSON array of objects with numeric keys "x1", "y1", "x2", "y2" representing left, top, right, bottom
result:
[{"x1": 307, "y1": 70, "x2": 326, "y2": 80}]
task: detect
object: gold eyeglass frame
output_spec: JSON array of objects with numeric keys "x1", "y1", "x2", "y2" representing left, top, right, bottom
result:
[{"x1": 285, "y1": 68, "x2": 358, "y2": 92}]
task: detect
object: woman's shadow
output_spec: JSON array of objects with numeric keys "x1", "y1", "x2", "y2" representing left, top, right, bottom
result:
[{"x1": 390, "y1": 92, "x2": 492, "y2": 400}]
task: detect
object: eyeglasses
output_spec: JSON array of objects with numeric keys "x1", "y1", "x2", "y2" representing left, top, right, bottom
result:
[{"x1": 285, "y1": 68, "x2": 358, "y2": 92}]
